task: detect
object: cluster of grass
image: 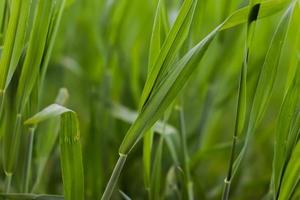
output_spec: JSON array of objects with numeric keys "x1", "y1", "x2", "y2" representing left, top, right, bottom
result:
[{"x1": 0, "y1": 0, "x2": 300, "y2": 199}]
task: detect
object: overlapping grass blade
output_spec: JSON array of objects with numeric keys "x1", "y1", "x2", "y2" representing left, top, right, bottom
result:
[
  {"x1": 231, "y1": 1, "x2": 296, "y2": 178},
  {"x1": 16, "y1": 0, "x2": 54, "y2": 113},
  {"x1": 0, "y1": 0, "x2": 22, "y2": 117},
  {"x1": 222, "y1": 1, "x2": 259, "y2": 198},
  {"x1": 32, "y1": 88, "x2": 69, "y2": 192},
  {"x1": 25, "y1": 104, "x2": 84, "y2": 200},
  {"x1": 101, "y1": 1, "x2": 290, "y2": 198},
  {"x1": 139, "y1": 0, "x2": 197, "y2": 108},
  {"x1": 143, "y1": 0, "x2": 169, "y2": 191},
  {"x1": 278, "y1": 140, "x2": 300, "y2": 200},
  {"x1": 273, "y1": 59, "x2": 300, "y2": 198}
]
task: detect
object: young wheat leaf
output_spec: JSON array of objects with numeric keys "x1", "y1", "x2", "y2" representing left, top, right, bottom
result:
[
  {"x1": 102, "y1": 1, "x2": 289, "y2": 198},
  {"x1": 4, "y1": 0, "x2": 31, "y2": 89},
  {"x1": 25, "y1": 104, "x2": 84, "y2": 200},
  {"x1": 273, "y1": 59, "x2": 300, "y2": 198},
  {"x1": 150, "y1": 137, "x2": 164, "y2": 200},
  {"x1": 232, "y1": 2, "x2": 295, "y2": 178},
  {"x1": 278, "y1": 140, "x2": 300, "y2": 200},
  {"x1": 32, "y1": 88, "x2": 69, "y2": 192},
  {"x1": 16, "y1": 0, "x2": 54, "y2": 113},
  {"x1": 140, "y1": 0, "x2": 197, "y2": 108}
]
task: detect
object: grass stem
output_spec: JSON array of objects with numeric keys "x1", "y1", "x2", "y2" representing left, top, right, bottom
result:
[
  {"x1": 5, "y1": 173, "x2": 12, "y2": 193},
  {"x1": 24, "y1": 127, "x2": 35, "y2": 192},
  {"x1": 100, "y1": 154, "x2": 127, "y2": 200}
]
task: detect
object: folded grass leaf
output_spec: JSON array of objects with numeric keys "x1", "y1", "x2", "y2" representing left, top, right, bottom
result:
[{"x1": 25, "y1": 104, "x2": 84, "y2": 200}]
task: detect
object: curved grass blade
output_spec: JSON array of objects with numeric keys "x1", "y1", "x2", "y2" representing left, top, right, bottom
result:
[
  {"x1": 278, "y1": 140, "x2": 300, "y2": 200},
  {"x1": 32, "y1": 88, "x2": 69, "y2": 192},
  {"x1": 139, "y1": 0, "x2": 197, "y2": 108},
  {"x1": 273, "y1": 60, "x2": 300, "y2": 198},
  {"x1": 143, "y1": 0, "x2": 169, "y2": 193},
  {"x1": 25, "y1": 104, "x2": 84, "y2": 200},
  {"x1": 232, "y1": 1, "x2": 296, "y2": 180},
  {"x1": 101, "y1": 1, "x2": 289, "y2": 198},
  {"x1": 222, "y1": 1, "x2": 260, "y2": 199}
]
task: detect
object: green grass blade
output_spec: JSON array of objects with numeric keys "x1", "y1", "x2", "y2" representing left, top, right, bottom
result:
[
  {"x1": 0, "y1": 0, "x2": 21, "y2": 90},
  {"x1": 273, "y1": 60, "x2": 300, "y2": 198},
  {"x1": 101, "y1": 154, "x2": 127, "y2": 200},
  {"x1": 278, "y1": 141, "x2": 300, "y2": 200},
  {"x1": 222, "y1": 2, "x2": 259, "y2": 199},
  {"x1": 102, "y1": 1, "x2": 290, "y2": 198},
  {"x1": 59, "y1": 112, "x2": 84, "y2": 200},
  {"x1": 150, "y1": 137, "x2": 164, "y2": 200},
  {"x1": 16, "y1": 0, "x2": 53, "y2": 113},
  {"x1": 232, "y1": 1, "x2": 295, "y2": 179},
  {"x1": 25, "y1": 104, "x2": 84, "y2": 200},
  {"x1": 4, "y1": 0, "x2": 31, "y2": 89},
  {"x1": 143, "y1": 130, "x2": 153, "y2": 192},
  {"x1": 32, "y1": 88, "x2": 69, "y2": 192},
  {"x1": 140, "y1": 0, "x2": 197, "y2": 107},
  {"x1": 0, "y1": 193, "x2": 64, "y2": 200}
]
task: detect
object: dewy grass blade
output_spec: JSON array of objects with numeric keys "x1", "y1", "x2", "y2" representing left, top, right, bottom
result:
[{"x1": 25, "y1": 104, "x2": 84, "y2": 200}]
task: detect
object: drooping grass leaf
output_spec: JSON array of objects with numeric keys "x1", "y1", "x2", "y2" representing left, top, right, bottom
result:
[{"x1": 25, "y1": 104, "x2": 84, "y2": 200}]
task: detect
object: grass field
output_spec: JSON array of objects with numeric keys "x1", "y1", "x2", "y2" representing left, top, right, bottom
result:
[{"x1": 0, "y1": 0, "x2": 300, "y2": 199}]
